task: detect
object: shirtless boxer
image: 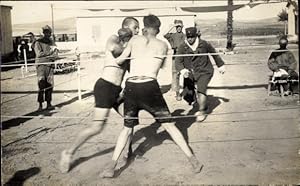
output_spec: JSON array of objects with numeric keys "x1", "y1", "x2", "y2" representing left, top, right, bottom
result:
[
  {"x1": 59, "y1": 17, "x2": 139, "y2": 173},
  {"x1": 100, "y1": 14, "x2": 202, "y2": 178}
]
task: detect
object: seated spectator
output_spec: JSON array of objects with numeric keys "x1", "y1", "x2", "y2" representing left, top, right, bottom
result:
[{"x1": 268, "y1": 36, "x2": 299, "y2": 95}]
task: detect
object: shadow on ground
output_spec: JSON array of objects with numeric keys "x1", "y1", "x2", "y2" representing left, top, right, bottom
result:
[
  {"x1": 69, "y1": 147, "x2": 115, "y2": 172},
  {"x1": 208, "y1": 84, "x2": 268, "y2": 90},
  {"x1": 114, "y1": 94, "x2": 229, "y2": 177},
  {"x1": 1, "y1": 90, "x2": 87, "y2": 94},
  {"x1": 1, "y1": 91, "x2": 93, "y2": 130},
  {"x1": 4, "y1": 167, "x2": 40, "y2": 186},
  {"x1": 45, "y1": 94, "x2": 228, "y2": 175}
]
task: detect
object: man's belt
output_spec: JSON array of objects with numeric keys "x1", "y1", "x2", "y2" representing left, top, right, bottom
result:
[{"x1": 127, "y1": 76, "x2": 156, "y2": 83}]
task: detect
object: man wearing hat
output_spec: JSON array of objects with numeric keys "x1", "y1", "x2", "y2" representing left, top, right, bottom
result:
[
  {"x1": 164, "y1": 19, "x2": 186, "y2": 101},
  {"x1": 175, "y1": 27, "x2": 226, "y2": 121},
  {"x1": 34, "y1": 25, "x2": 58, "y2": 111}
]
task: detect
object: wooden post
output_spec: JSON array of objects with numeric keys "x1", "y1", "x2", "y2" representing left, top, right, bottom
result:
[
  {"x1": 51, "y1": 4, "x2": 56, "y2": 41},
  {"x1": 77, "y1": 61, "x2": 82, "y2": 101},
  {"x1": 226, "y1": 0, "x2": 233, "y2": 50},
  {"x1": 21, "y1": 65, "x2": 25, "y2": 78},
  {"x1": 23, "y1": 49, "x2": 28, "y2": 72},
  {"x1": 171, "y1": 58, "x2": 177, "y2": 91}
]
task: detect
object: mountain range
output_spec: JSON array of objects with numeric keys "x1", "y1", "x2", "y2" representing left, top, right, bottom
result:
[{"x1": 12, "y1": 17, "x2": 283, "y2": 37}]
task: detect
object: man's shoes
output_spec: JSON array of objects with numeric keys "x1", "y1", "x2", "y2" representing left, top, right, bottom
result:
[
  {"x1": 175, "y1": 92, "x2": 182, "y2": 101},
  {"x1": 284, "y1": 90, "x2": 291, "y2": 96},
  {"x1": 59, "y1": 150, "x2": 72, "y2": 173},
  {"x1": 37, "y1": 103, "x2": 43, "y2": 112},
  {"x1": 46, "y1": 104, "x2": 55, "y2": 110},
  {"x1": 176, "y1": 95, "x2": 182, "y2": 101},
  {"x1": 37, "y1": 106, "x2": 43, "y2": 112},
  {"x1": 194, "y1": 110, "x2": 207, "y2": 122}
]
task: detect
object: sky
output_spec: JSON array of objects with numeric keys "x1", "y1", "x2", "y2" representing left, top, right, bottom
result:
[{"x1": 1, "y1": 1, "x2": 288, "y2": 25}]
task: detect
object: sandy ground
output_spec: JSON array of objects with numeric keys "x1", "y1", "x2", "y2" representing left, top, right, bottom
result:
[{"x1": 1, "y1": 44, "x2": 300, "y2": 185}]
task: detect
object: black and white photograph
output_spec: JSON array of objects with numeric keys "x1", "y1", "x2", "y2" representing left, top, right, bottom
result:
[{"x1": 1, "y1": 0, "x2": 299, "y2": 185}]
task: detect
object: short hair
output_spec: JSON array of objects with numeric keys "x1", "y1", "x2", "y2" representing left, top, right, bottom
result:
[
  {"x1": 143, "y1": 14, "x2": 161, "y2": 30},
  {"x1": 118, "y1": 28, "x2": 133, "y2": 41},
  {"x1": 122, "y1": 17, "x2": 138, "y2": 28},
  {"x1": 279, "y1": 35, "x2": 288, "y2": 42}
]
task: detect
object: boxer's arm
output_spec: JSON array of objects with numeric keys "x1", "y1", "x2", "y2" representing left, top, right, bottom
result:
[
  {"x1": 105, "y1": 35, "x2": 119, "y2": 52},
  {"x1": 160, "y1": 43, "x2": 169, "y2": 69},
  {"x1": 105, "y1": 50, "x2": 115, "y2": 61},
  {"x1": 115, "y1": 38, "x2": 133, "y2": 65}
]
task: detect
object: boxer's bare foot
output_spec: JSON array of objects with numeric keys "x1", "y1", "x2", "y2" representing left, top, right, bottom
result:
[
  {"x1": 100, "y1": 161, "x2": 117, "y2": 178},
  {"x1": 59, "y1": 150, "x2": 72, "y2": 173},
  {"x1": 188, "y1": 155, "x2": 203, "y2": 173}
]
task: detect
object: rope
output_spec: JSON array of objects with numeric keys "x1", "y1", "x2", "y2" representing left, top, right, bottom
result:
[
  {"x1": 13, "y1": 136, "x2": 300, "y2": 146},
  {"x1": 1, "y1": 60, "x2": 80, "y2": 68},
  {"x1": 1, "y1": 48, "x2": 298, "y2": 68},
  {"x1": 2, "y1": 52, "x2": 77, "y2": 65},
  {"x1": 1, "y1": 73, "x2": 87, "y2": 105},
  {"x1": 1, "y1": 107, "x2": 298, "y2": 120}
]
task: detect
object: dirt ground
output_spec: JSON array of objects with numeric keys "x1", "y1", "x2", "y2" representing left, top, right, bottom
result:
[{"x1": 1, "y1": 43, "x2": 300, "y2": 185}]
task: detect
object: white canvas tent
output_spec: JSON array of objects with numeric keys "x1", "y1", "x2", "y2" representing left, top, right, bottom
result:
[{"x1": 76, "y1": 9, "x2": 196, "y2": 53}]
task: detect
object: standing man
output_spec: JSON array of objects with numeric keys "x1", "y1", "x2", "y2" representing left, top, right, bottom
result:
[
  {"x1": 268, "y1": 36, "x2": 299, "y2": 94},
  {"x1": 101, "y1": 14, "x2": 202, "y2": 178},
  {"x1": 28, "y1": 32, "x2": 36, "y2": 61},
  {"x1": 59, "y1": 17, "x2": 140, "y2": 173},
  {"x1": 164, "y1": 19, "x2": 186, "y2": 101},
  {"x1": 175, "y1": 27, "x2": 226, "y2": 121},
  {"x1": 34, "y1": 25, "x2": 58, "y2": 111}
]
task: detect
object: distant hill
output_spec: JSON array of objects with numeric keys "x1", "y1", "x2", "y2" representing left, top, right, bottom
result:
[
  {"x1": 233, "y1": 17, "x2": 284, "y2": 36},
  {"x1": 12, "y1": 16, "x2": 284, "y2": 37},
  {"x1": 194, "y1": 17, "x2": 284, "y2": 37},
  {"x1": 13, "y1": 17, "x2": 76, "y2": 36},
  {"x1": 236, "y1": 17, "x2": 279, "y2": 23}
]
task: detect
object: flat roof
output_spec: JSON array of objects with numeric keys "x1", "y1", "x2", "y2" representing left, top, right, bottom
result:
[{"x1": 1, "y1": 5, "x2": 13, "y2": 9}]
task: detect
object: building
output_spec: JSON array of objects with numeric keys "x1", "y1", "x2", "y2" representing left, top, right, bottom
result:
[
  {"x1": 1, "y1": 5, "x2": 13, "y2": 60},
  {"x1": 286, "y1": 0, "x2": 298, "y2": 41}
]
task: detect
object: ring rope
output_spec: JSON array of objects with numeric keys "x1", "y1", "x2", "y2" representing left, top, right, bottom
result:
[
  {"x1": 1, "y1": 48, "x2": 298, "y2": 68},
  {"x1": 1, "y1": 73, "x2": 87, "y2": 105},
  {"x1": 5, "y1": 135, "x2": 300, "y2": 147},
  {"x1": 1, "y1": 107, "x2": 298, "y2": 120}
]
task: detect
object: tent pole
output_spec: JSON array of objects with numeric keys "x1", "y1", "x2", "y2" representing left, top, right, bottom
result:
[{"x1": 51, "y1": 4, "x2": 55, "y2": 41}]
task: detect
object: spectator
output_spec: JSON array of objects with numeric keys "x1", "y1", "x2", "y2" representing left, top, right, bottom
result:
[
  {"x1": 34, "y1": 25, "x2": 58, "y2": 111},
  {"x1": 268, "y1": 36, "x2": 299, "y2": 95},
  {"x1": 13, "y1": 36, "x2": 21, "y2": 61},
  {"x1": 27, "y1": 32, "x2": 36, "y2": 60},
  {"x1": 175, "y1": 27, "x2": 226, "y2": 121},
  {"x1": 164, "y1": 19, "x2": 186, "y2": 101}
]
